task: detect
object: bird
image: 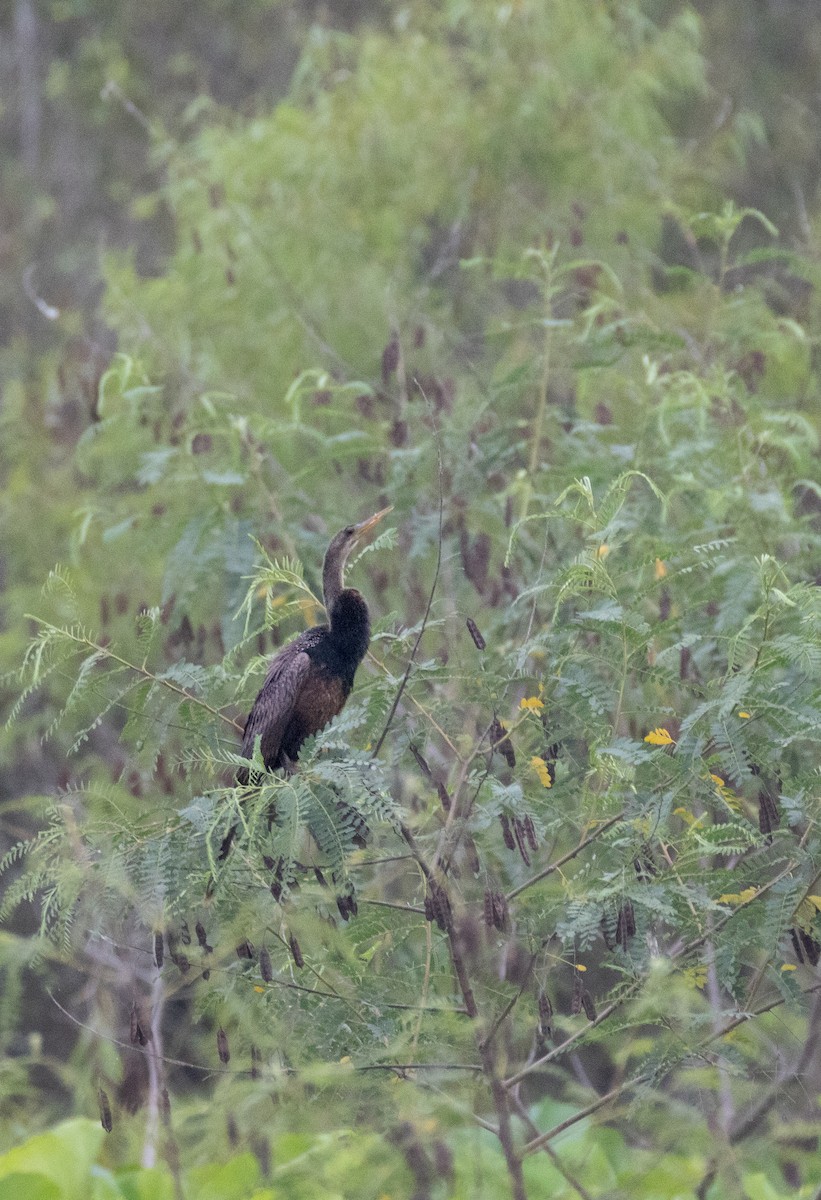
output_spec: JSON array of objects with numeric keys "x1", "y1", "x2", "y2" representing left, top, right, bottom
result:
[{"x1": 217, "y1": 506, "x2": 392, "y2": 864}]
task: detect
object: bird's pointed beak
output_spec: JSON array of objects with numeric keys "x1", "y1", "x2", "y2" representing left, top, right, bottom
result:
[{"x1": 353, "y1": 505, "x2": 393, "y2": 544}]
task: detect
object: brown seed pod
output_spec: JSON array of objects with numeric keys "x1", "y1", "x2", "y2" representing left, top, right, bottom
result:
[
  {"x1": 236, "y1": 940, "x2": 255, "y2": 961},
  {"x1": 153, "y1": 931, "x2": 164, "y2": 969},
  {"x1": 129, "y1": 1002, "x2": 139, "y2": 1044},
  {"x1": 499, "y1": 813, "x2": 516, "y2": 852},
  {"x1": 634, "y1": 850, "x2": 657, "y2": 882},
  {"x1": 195, "y1": 921, "x2": 213, "y2": 953},
  {"x1": 491, "y1": 891, "x2": 510, "y2": 933},
  {"x1": 259, "y1": 947, "x2": 273, "y2": 983},
  {"x1": 512, "y1": 817, "x2": 531, "y2": 867},
  {"x1": 202, "y1": 968, "x2": 211, "y2": 981},
  {"x1": 571, "y1": 969, "x2": 583, "y2": 1015},
  {"x1": 659, "y1": 588, "x2": 671, "y2": 622},
  {"x1": 758, "y1": 789, "x2": 780, "y2": 840},
  {"x1": 483, "y1": 888, "x2": 494, "y2": 927},
  {"x1": 538, "y1": 990, "x2": 553, "y2": 1039},
  {"x1": 381, "y1": 335, "x2": 400, "y2": 383},
  {"x1": 616, "y1": 901, "x2": 636, "y2": 949},
  {"x1": 490, "y1": 719, "x2": 516, "y2": 768},
  {"x1": 166, "y1": 932, "x2": 190, "y2": 974},
  {"x1": 288, "y1": 935, "x2": 304, "y2": 970},
  {"x1": 251, "y1": 1044, "x2": 261, "y2": 1080},
  {"x1": 436, "y1": 782, "x2": 452, "y2": 813},
  {"x1": 792, "y1": 927, "x2": 821, "y2": 967},
  {"x1": 179, "y1": 920, "x2": 191, "y2": 946},
  {"x1": 790, "y1": 927, "x2": 805, "y2": 964},
  {"x1": 466, "y1": 617, "x2": 486, "y2": 651},
  {"x1": 336, "y1": 891, "x2": 358, "y2": 921},
  {"x1": 408, "y1": 743, "x2": 433, "y2": 780},
  {"x1": 217, "y1": 1027, "x2": 230, "y2": 1064},
  {"x1": 523, "y1": 815, "x2": 538, "y2": 853},
  {"x1": 226, "y1": 1114, "x2": 239, "y2": 1147},
  {"x1": 425, "y1": 881, "x2": 453, "y2": 932},
  {"x1": 160, "y1": 1087, "x2": 171, "y2": 1127},
  {"x1": 98, "y1": 1088, "x2": 113, "y2": 1133},
  {"x1": 581, "y1": 990, "x2": 597, "y2": 1021}
]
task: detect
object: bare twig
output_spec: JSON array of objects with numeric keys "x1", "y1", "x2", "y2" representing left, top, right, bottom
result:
[
  {"x1": 506, "y1": 810, "x2": 626, "y2": 902},
  {"x1": 371, "y1": 406, "x2": 444, "y2": 758}
]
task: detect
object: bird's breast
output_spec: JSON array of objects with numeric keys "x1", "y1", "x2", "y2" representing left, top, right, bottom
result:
[{"x1": 282, "y1": 669, "x2": 350, "y2": 759}]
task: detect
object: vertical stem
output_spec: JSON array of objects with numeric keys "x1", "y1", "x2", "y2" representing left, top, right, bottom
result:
[
  {"x1": 479, "y1": 1040, "x2": 528, "y2": 1200},
  {"x1": 142, "y1": 971, "x2": 166, "y2": 1169},
  {"x1": 519, "y1": 321, "x2": 553, "y2": 523}
]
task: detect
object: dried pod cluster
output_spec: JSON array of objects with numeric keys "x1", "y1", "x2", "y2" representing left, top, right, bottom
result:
[
  {"x1": 483, "y1": 888, "x2": 510, "y2": 933},
  {"x1": 790, "y1": 927, "x2": 821, "y2": 966},
  {"x1": 499, "y1": 813, "x2": 538, "y2": 865},
  {"x1": 490, "y1": 718, "x2": 516, "y2": 768},
  {"x1": 424, "y1": 880, "x2": 453, "y2": 932}
]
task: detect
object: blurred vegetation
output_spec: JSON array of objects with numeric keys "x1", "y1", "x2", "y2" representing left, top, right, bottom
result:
[{"x1": 3, "y1": 1, "x2": 821, "y2": 1197}]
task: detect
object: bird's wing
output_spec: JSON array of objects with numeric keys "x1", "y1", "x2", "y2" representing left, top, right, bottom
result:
[{"x1": 240, "y1": 647, "x2": 313, "y2": 770}]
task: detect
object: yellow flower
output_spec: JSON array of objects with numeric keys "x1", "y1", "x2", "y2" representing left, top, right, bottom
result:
[
  {"x1": 575, "y1": 964, "x2": 587, "y2": 973},
  {"x1": 738, "y1": 711, "x2": 751, "y2": 719},
  {"x1": 644, "y1": 727, "x2": 675, "y2": 746},
  {"x1": 654, "y1": 558, "x2": 667, "y2": 579},
  {"x1": 519, "y1": 695, "x2": 545, "y2": 712},
  {"x1": 717, "y1": 887, "x2": 757, "y2": 906},
  {"x1": 781, "y1": 964, "x2": 797, "y2": 973},
  {"x1": 530, "y1": 756, "x2": 552, "y2": 787},
  {"x1": 595, "y1": 544, "x2": 609, "y2": 560}
]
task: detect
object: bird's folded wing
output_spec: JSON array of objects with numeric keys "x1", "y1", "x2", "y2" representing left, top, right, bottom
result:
[{"x1": 240, "y1": 648, "x2": 312, "y2": 769}]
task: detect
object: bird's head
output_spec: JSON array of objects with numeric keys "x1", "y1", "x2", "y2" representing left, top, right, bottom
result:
[{"x1": 322, "y1": 506, "x2": 393, "y2": 610}]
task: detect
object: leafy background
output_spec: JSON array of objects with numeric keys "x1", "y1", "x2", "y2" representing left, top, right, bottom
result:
[{"x1": 2, "y1": 1, "x2": 821, "y2": 1198}]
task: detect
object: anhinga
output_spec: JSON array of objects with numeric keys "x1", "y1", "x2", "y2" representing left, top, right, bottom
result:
[{"x1": 218, "y1": 506, "x2": 392, "y2": 862}]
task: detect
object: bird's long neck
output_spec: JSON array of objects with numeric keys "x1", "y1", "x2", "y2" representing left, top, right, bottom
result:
[{"x1": 322, "y1": 549, "x2": 345, "y2": 613}]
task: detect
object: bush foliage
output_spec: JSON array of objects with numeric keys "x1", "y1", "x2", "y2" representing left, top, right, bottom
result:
[{"x1": 3, "y1": 2, "x2": 821, "y2": 1198}]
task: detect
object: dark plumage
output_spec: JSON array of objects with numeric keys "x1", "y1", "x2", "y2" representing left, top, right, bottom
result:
[
  {"x1": 238, "y1": 587, "x2": 372, "y2": 775},
  {"x1": 217, "y1": 507, "x2": 391, "y2": 865}
]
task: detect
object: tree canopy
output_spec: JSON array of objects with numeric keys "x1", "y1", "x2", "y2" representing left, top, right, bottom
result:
[{"x1": 2, "y1": 2, "x2": 821, "y2": 1198}]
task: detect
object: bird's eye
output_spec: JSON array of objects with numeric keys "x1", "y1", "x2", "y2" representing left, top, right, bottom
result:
[{"x1": 344, "y1": 525, "x2": 355, "y2": 536}]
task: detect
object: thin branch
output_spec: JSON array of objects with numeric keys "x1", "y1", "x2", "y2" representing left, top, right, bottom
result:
[
  {"x1": 28, "y1": 619, "x2": 242, "y2": 731},
  {"x1": 362, "y1": 897, "x2": 426, "y2": 915},
  {"x1": 47, "y1": 991, "x2": 477, "y2": 1075},
  {"x1": 505, "y1": 857, "x2": 801, "y2": 1089},
  {"x1": 142, "y1": 971, "x2": 166, "y2": 1168},
  {"x1": 371, "y1": 400, "x2": 444, "y2": 758},
  {"x1": 521, "y1": 1073, "x2": 651, "y2": 1156},
  {"x1": 508, "y1": 1092, "x2": 595, "y2": 1200},
  {"x1": 506, "y1": 810, "x2": 626, "y2": 902}
]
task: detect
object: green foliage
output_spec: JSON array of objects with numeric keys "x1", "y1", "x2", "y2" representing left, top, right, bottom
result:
[{"x1": 4, "y1": 2, "x2": 821, "y2": 1198}]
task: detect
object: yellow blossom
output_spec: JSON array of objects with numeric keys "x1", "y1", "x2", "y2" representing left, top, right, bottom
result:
[
  {"x1": 645, "y1": 727, "x2": 675, "y2": 746},
  {"x1": 717, "y1": 887, "x2": 757, "y2": 906},
  {"x1": 530, "y1": 756, "x2": 552, "y2": 787},
  {"x1": 654, "y1": 558, "x2": 667, "y2": 579},
  {"x1": 575, "y1": 964, "x2": 587, "y2": 973},
  {"x1": 738, "y1": 711, "x2": 751, "y2": 719},
  {"x1": 595, "y1": 544, "x2": 609, "y2": 560},
  {"x1": 519, "y1": 695, "x2": 545, "y2": 712},
  {"x1": 781, "y1": 964, "x2": 797, "y2": 972}
]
